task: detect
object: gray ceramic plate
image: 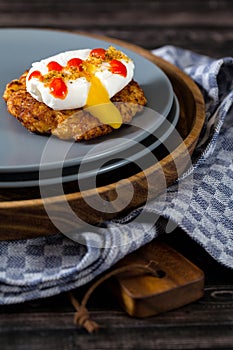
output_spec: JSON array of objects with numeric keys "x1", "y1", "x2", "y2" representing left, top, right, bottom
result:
[
  {"x1": 0, "y1": 29, "x2": 173, "y2": 173},
  {"x1": 0, "y1": 93, "x2": 179, "y2": 188}
]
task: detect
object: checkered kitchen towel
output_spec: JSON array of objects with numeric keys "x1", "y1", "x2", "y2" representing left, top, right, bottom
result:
[{"x1": 0, "y1": 46, "x2": 232, "y2": 304}]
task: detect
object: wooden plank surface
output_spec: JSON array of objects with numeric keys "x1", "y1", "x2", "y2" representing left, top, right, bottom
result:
[
  {"x1": 0, "y1": 0, "x2": 233, "y2": 349},
  {"x1": 0, "y1": 0, "x2": 232, "y2": 57}
]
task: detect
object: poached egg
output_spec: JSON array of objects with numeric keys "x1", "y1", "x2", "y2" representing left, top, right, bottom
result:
[{"x1": 26, "y1": 46, "x2": 135, "y2": 128}]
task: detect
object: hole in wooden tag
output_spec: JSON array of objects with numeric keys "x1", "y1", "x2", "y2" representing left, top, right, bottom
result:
[{"x1": 156, "y1": 269, "x2": 166, "y2": 278}]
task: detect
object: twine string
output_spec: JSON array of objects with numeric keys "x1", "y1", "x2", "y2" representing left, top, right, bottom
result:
[{"x1": 68, "y1": 260, "x2": 160, "y2": 333}]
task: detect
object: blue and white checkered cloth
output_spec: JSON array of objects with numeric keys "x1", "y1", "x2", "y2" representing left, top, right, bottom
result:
[{"x1": 0, "y1": 46, "x2": 233, "y2": 304}]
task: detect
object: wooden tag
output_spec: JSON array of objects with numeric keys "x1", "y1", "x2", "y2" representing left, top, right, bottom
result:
[{"x1": 108, "y1": 240, "x2": 204, "y2": 317}]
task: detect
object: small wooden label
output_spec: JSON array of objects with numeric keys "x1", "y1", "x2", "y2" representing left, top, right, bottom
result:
[{"x1": 108, "y1": 240, "x2": 205, "y2": 317}]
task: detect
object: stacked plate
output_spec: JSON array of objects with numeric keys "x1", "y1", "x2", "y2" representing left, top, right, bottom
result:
[{"x1": 0, "y1": 29, "x2": 180, "y2": 189}]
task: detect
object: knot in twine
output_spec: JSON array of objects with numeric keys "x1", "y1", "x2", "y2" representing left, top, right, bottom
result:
[{"x1": 74, "y1": 305, "x2": 99, "y2": 333}]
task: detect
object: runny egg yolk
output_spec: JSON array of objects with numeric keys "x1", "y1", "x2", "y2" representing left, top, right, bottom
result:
[{"x1": 86, "y1": 75, "x2": 122, "y2": 129}]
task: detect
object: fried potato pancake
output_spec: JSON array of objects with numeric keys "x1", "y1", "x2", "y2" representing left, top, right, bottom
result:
[{"x1": 3, "y1": 71, "x2": 147, "y2": 141}]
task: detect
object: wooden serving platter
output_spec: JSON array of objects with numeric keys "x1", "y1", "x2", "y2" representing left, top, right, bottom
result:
[{"x1": 0, "y1": 34, "x2": 205, "y2": 240}]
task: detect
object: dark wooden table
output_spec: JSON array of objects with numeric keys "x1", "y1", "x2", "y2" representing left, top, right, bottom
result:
[
  {"x1": 0, "y1": 1, "x2": 233, "y2": 349},
  {"x1": 1, "y1": 231, "x2": 232, "y2": 350}
]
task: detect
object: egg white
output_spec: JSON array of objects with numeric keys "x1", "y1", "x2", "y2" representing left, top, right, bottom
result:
[{"x1": 26, "y1": 49, "x2": 134, "y2": 110}]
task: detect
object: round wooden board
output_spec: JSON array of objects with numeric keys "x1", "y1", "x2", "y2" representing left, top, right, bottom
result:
[{"x1": 0, "y1": 33, "x2": 205, "y2": 240}]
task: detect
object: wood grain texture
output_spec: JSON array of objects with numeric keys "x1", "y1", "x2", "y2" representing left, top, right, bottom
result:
[{"x1": 0, "y1": 38, "x2": 205, "y2": 240}]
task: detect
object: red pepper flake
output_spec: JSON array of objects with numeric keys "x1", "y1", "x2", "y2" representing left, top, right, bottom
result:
[
  {"x1": 110, "y1": 60, "x2": 127, "y2": 77},
  {"x1": 67, "y1": 58, "x2": 83, "y2": 70},
  {"x1": 49, "y1": 77, "x2": 68, "y2": 99},
  {"x1": 90, "y1": 48, "x2": 106, "y2": 59},
  {"x1": 47, "y1": 61, "x2": 64, "y2": 72},
  {"x1": 28, "y1": 70, "x2": 43, "y2": 81}
]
